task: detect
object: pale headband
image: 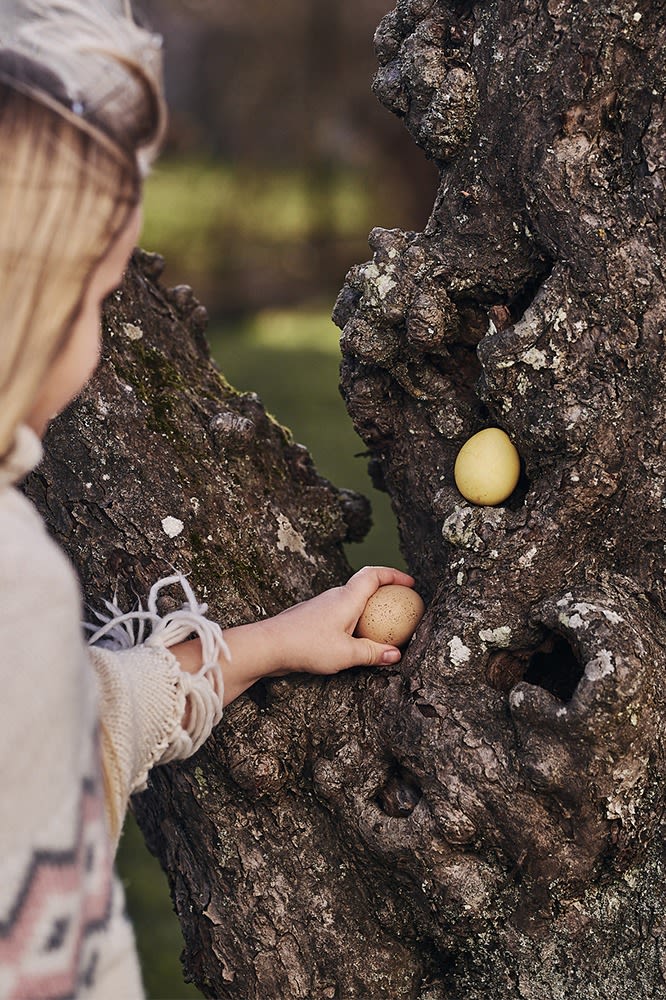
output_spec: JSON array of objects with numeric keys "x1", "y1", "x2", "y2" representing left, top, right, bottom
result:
[{"x1": 0, "y1": 0, "x2": 166, "y2": 173}]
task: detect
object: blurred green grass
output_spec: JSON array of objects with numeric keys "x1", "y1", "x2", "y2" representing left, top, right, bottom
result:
[
  {"x1": 141, "y1": 158, "x2": 387, "y2": 313},
  {"x1": 144, "y1": 158, "x2": 372, "y2": 251},
  {"x1": 210, "y1": 306, "x2": 403, "y2": 570}
]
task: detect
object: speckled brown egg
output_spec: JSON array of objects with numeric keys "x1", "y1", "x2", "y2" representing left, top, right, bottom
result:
[{"x1": 355, "y1": 585, "x2": 425, "y2": 646}]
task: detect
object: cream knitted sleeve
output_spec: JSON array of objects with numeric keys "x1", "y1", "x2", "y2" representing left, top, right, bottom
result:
[{"x1": 86, "y1": 575, "x2": 230, "y2": 838}]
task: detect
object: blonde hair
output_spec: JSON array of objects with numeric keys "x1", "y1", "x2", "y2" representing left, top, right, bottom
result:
[
  {"x1": 0, "y1": 3, "x2": 166, "y2": 457},
  {"x1": 0, "y1": 86, "x2": 133, "y2": 454}
]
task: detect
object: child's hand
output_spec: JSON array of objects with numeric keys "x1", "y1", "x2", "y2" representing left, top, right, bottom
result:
[
  {"x1": 261, "y1": 565, "x2": 416, "y2": 676},
  {"x1": 171, "y1": 566, "x2": 417, "y2": 706}
]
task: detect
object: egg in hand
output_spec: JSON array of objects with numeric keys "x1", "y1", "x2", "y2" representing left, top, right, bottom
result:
[{"x1": 356, "y1": 584, "x2": 425, "y2": 646}]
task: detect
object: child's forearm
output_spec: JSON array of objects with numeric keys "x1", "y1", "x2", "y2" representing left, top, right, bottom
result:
[{"x1": 170, "y1": 619, "x2": 278, "y2": 707}]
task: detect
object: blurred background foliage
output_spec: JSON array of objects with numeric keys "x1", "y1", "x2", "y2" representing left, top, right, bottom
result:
[{"x1": 119, "y1": 1, "x2": 437, "y2": 996}]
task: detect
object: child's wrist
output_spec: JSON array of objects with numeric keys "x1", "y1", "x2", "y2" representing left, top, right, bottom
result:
[
  {"x1": 222, "y1": 617, "x2": 291, "y2": 683},
  {"x1": 251, "y1": 615, "x2": 293, "y2": 676}
]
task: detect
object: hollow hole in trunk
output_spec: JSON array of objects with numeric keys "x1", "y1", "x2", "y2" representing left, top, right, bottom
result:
[
  {"x1": 504, "y1": 463, "x2": 531, "y2": 510},
  {"x1": 524, "y1": 633, "x2": 583, "y2": 701},
  {"x1": 507, "y1": 254, "x2": 555, "y2": 323},
  {"x1": 486, "y1": 631, "x2": 584, "y2": 702},
  {"x1": 245, "y1": 680, "x2": 270, "y2": 711},
  {"x1": 416, "y1": 700, "x2": 439, "y2": 718},
  {"x1": 376, "y1": 763, "x2": 423, "y2": 818},
  {"x1": 448, "y1": 0, "x2": 476, "y2": 16},
  {"x1": 429, "y1": 343, "x2": 484, "y2": 408}
]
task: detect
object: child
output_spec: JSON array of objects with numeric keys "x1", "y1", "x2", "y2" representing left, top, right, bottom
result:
[{"x1": 0, "y1": 2, "x2": 414, "y2": 998}]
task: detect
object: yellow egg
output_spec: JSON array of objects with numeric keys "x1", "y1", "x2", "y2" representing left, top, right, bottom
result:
[
  {"x1": 454, "y1": 428, "x2": 521, "y2": 506},
  {"x1": 355, "y1": 585, "x2": 425, "y2": 646}
]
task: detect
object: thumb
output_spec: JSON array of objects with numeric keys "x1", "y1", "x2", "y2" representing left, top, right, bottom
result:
[{"x1": 351, "y1": 636, "x2": 402, "y2": 667}]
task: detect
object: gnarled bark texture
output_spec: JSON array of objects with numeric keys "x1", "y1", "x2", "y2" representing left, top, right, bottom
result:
[{"x1": 26, "y1": 1, "x2": 666, "y2": 997}]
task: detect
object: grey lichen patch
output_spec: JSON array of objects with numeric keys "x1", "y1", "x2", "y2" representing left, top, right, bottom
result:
[
  {"x1": 275, "y1": 511, "x2": 315, "y2": 564},
  {"x1": 584, "y1": 649, "x2": 615, "y2": 681},
  {"x1": 442, "y1": 503, "x2": 507, "y2": 552},
  {"x1": 479, "y1": 626, "x2": 512, "y2": 647},
  {"x1": 442, "y1": 506, "x2": 484, "y2": 551},
  {"x1": 194, "y1": 766, "x2": 209, "y2": 795},
  {"x1": 162, "y1": 516, "x2": 185, "y2": 539},
  {"x1": 359, "y1": 261, "x2": 399, "y2": 305},
  {"x1": 518, "y1": 546, "x2": 538, "y2": 568},
  {"x1": 122, "y1": 322, "x2": 144, "y2": 341},
  {"x1": 521, "y1": 347, "x2": 548, "y2": 370},
  {"x1": 556, "y1": 593, "x2": 625, "y2": 630},
  {"x1": 448, "y1": 635, "x2": 471, "y2": 665}
]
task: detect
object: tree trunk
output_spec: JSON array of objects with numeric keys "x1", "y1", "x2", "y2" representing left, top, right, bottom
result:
[{"x1": 25, "y1": 1, "x2": 666, "y2": 997}]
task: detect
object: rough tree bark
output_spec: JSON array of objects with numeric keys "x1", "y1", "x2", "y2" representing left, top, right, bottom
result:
[{"x1": 25, "y1": 0, "x2": 666, "y2": 997}]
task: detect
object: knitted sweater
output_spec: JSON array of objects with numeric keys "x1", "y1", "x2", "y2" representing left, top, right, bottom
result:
[{"x1": 0, "y1": 427, "x2": 226, "y2": 1000}]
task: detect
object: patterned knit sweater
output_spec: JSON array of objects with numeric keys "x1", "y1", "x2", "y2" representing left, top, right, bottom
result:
[{"x1": 0, "y1": 428, "x2": 226, "y2": 1000}]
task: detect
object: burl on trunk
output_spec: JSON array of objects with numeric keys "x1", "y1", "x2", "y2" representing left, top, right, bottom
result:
[{"x1": 26, "y1": 1, "x2": 666, "y2": 997}]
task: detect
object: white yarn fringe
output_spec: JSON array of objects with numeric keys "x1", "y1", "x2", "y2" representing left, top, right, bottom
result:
[{"x1": 85, "y1": 574, "x2": 230, "y2": 758}]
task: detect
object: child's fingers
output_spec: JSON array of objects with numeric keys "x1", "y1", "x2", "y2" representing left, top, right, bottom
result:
[
  {"x1": 350, "y1": 635, "x2": 402, "y2": 667},
  {"x1": 344, "y1": 565, "x2": 415, "y2": 605}
]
